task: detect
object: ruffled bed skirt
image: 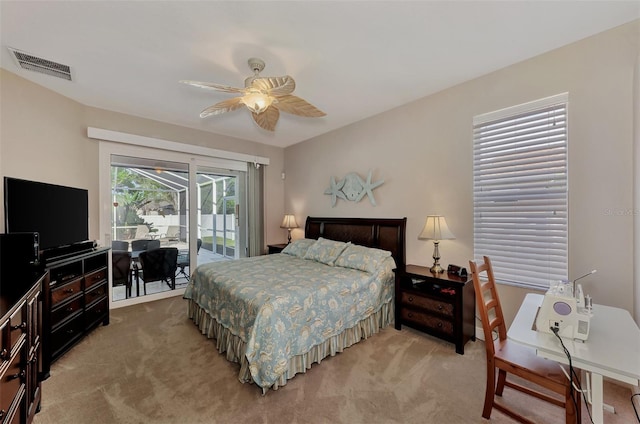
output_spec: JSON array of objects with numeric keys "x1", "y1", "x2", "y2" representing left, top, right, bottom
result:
[{"x1": 186, "y1": 298, "x2": 394, "y2": 393}]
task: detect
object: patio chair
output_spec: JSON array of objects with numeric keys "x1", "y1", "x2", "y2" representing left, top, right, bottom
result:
[
  {"x1": 134, "y1": 224, "x2": 152, "y2": 239},
  {"x1": 131, "y1": 239, "x2": 160, "y2": 254},
  {"x1": 176, "y1": 238, "x2": 202, "y2": 281},
  {"x1": 112, "y1": 251, "x2": 132, "y2": 298},
  {"x1": 160, "y1": 225, "x2": 181, "y2": 244},
  {"x1": 111, "y1": 240, "x2": 129, "y2": 251},
  {"x1": 136, "y1": 247, "x2": 178, "y2": 294}
]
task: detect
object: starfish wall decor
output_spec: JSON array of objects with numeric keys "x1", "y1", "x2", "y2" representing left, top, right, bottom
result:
[{"x1": 324, "y1": 170, "x2": 384, "y2": 207}]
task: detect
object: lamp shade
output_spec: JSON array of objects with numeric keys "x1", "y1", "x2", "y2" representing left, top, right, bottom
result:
[
  {"x1": 418, "y1": 216, "x2": 455, "y2": 241},
  {"x1": 280, "y1": 214, "x2": 299, "y2": 229}
]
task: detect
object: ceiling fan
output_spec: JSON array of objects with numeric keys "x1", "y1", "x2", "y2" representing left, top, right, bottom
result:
[{"x1": 180, "y1": 58, "x2": 326, "y2": 131}]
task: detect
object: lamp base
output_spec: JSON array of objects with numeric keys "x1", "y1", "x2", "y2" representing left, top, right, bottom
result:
[
  {"x1": 430, "y1": 263, "x2": 444, "y2": 274},
  {"x1": 430, "y1": 241, "x2": 444, "y2": 273}
]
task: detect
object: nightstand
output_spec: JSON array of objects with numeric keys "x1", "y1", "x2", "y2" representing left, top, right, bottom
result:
[
  {"x1": 267, "y1": 243, "x2": 287, "y2": 254},
  {"x1": 394, "y1": 264, "x2": 475, "y2": 354}
]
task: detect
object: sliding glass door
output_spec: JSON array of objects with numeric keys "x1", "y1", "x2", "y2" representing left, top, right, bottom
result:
[
  {"x1": 195, "y1": 167, "x2": 246, "y2": 267},
  {"x1": 110, "y1": 156, "x2": 191, "y2": 301},
  {"x1": 100, "y1": 143, "x2": 249, "y2": 307}
]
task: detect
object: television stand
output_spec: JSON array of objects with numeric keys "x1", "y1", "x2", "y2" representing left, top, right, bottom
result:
[{"x1": 41, "y1": 246, "x2": 110, "y2": 377}]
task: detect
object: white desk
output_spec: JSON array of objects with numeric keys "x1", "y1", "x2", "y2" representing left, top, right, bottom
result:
[{"x1": 508, "y1": 293, "x2": 640, "y2": 424}]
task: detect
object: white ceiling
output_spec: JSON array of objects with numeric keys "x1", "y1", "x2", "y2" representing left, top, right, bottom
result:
[{"x1": 1, "y1": 1, "x2": 639, "y2": 148}]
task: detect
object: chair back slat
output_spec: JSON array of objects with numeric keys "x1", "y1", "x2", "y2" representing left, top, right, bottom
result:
[{"x1": 469, "y1": 256, "x2": 508, "y2": 356}]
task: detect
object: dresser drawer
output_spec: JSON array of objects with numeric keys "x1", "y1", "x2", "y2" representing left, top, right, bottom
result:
[
  {"x1": 85, "y1": 281, "x2": 108, "y2": 306},
  {"x1": 51, "y1": 296, "x2": 83, "y2": 326},
  {"x1": 51, "y1": 277, "x2": 83, "y2": 307},
  {"x1": 400, "y1": 308, "x2": 454, "y2": 336},
  {"x1": 85, "y1": 267, "x2": 107, "y2": 290},
  {"x1": 8, "y1": 302, "x2": 27, "y2": 356},
  {"x1": 0, "y1": 341, "x2": 25, "y2": 419},
  {"x1": 400, "y1": 292, "x2": 454, "y2": 317},
  {"x1": 50, "y1": 314, "x2": 84, "y2": 357},
  {"x1": 85, "y1": 297, "x2": 108, "y2": 329}
]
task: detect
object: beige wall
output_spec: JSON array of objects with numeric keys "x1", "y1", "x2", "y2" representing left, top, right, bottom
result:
[
  {"x1": 2, "y1": 21, "x2": 638, "y2": 325},
  {"x1": 0, "y1": 69, "x2": 286, "y2": 248},
  {"x1": 285, "y1": 21, "x2": 640, "y2": 325}
]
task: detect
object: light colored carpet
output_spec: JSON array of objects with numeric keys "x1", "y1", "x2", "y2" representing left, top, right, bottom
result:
[{"x1": 33, "y1": 296, "x2": 636, "y2": 424}]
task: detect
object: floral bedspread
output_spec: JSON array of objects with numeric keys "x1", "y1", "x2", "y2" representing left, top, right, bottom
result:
[{"x1": 183, "y1": 253, "x2": 395, "y2": 389}]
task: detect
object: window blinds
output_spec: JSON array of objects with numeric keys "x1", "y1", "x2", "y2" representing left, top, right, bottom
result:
[{"x1": 473, "y1": 94, "x2": 568, "y2": 289}]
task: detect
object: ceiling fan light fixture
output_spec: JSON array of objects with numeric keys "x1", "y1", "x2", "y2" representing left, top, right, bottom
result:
[
  {"x1": 241, "y1": 90, "x2": 274, "y2": 114},
  {"x1": 181, "y1": 57, "x2": 325, "y2": 131}
]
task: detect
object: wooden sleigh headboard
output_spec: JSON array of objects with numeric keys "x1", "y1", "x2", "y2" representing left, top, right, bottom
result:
[{"x1": 304, "y1": 216, "x2": 407, "y2": 270}]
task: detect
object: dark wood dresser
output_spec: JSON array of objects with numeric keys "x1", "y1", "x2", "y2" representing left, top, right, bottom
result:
[
  {"x1": 0, "y1": 271, "x2": 46, "y2": 424},
  {"x1": 394, "y1": 265, "x2": 475, "y2": 354},
  {"x1": 42, "y1": 247, "x2": 110, "y2": 374}
]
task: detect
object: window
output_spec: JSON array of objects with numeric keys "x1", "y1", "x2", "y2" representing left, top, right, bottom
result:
[{"x1": 473, "y1": 93, "x2": 568, "y2": 289}]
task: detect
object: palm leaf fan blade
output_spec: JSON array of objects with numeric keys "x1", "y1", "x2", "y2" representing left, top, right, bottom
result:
[
  {"x1": 200, "y1": 98, "x2": 243, "y2": 118},
  {"x1": 275, "y1": 95, "x2": 326, "y2": 117},
  {"x1": 252, "y1": 76, "x2": 295, "y2": 96},
  {"x1": 180, "y1": 80, "x2": 245, "y2": 94},
  {"x1": 252, "y1": 106, "x2": 280, "y2": 131}
]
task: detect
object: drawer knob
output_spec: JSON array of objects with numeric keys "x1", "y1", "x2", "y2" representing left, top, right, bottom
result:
[
  {"x1": 64, "y1": 288, "x2": 74, "y2": 294},
  {"x1": 408, "y1": 296, "x2": 414, "y2": 302},
  {"x1": 0, "y1": 348, "x2": 7, "y2": 360},
  {"x1": 438, "y1": 305, "x2": 443, "y2": 311},
  {"x1": 0, "y1": 409, "x2": 5, "y2": 420},
  {"x1": 437, "y1": 322, "x2": 443, "y2": 328},
  {"x1": 66, "y1": 306, "x2": 75, "y2": 312},
  {"x1": 407, "y1": 312, "x2": 413, "y2": 318},
  {"x1": 11, "y1": 322, "x2": 27, "y2": 331},
  {"x1": 9, "y1": 370, "x2": 26, "y2": 380}
]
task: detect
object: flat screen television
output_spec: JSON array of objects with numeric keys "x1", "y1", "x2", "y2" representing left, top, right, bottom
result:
[{"x1": 4, "y1": 177, "x2": 90, "y2": 255}]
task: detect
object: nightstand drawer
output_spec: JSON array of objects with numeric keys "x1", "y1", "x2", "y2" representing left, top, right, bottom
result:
[
  {"x1": 400, "y1": 308, "x2": 454, "y2": 336},
  {"x1": 400, "y1": 292, "x2": 454, "y2": 317}
]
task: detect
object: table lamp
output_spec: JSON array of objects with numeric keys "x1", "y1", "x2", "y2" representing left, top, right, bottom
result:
[
  {"x1": 418, "y1": 215, "x2": 455, "y2": 273},
  {"x1": 280, "y1": 214, "x2": 299, "y2": 244}
]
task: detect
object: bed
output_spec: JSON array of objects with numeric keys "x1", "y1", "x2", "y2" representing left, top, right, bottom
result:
[{"x1": 183, "y1": 216, "x2": 407, "y2": 393}]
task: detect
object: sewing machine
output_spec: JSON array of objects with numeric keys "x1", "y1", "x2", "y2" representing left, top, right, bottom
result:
[{"x1": 535, "y1": 271, "x2": 595, "y2": 341}]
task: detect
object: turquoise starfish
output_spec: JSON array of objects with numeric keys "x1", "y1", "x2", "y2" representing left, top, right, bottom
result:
[
  {"x1": 361, "y1": 170, "x2": 384, "y2": 206},
  {"x1": 324, "y1": 176, "x2": 346, "y2": 207}
]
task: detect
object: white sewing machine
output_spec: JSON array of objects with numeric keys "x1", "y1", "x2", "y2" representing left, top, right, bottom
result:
[{"x1": 535, "y1": 271, "x2": 595, "y2": 341}]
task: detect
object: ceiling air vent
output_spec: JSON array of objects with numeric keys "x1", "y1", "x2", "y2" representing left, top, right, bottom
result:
[{"x1": 8, "y1": 47, "x2": 72, "y2": 81}]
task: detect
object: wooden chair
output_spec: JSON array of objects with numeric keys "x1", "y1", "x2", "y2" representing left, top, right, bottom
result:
[{"x1": 468, "y1": 256, "x2": 581, "y2": 424}]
